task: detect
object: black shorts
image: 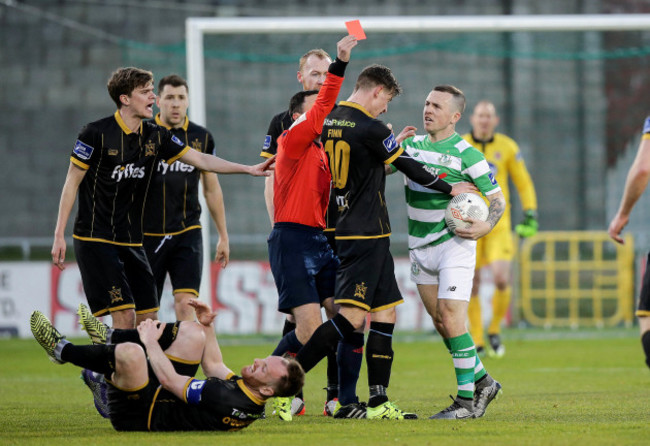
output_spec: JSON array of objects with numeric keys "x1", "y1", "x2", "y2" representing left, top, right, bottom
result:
[
  {"x1": 637, "y1": 253, "x2": 650, "y2": 317},
  {"x1": 334, "y1": 237, "x2": 403, "y2": 312},
  {"x1": 268, "y1": 223, "x2": 339, "y2": 314},
  {"x1": 74, "y1": 239, "x2": 158, "y2": 317},
  {"x1": 107, "y1": 379, "x2": 157, "y2": 431},
  {"x1": 143, "y1": 229, "x2": 202, "y2": 298}
]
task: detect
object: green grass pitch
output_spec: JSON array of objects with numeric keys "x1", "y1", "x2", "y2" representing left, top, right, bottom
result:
[{"x1": 1, "y1": 328, "x2": 648, "y2": 445}]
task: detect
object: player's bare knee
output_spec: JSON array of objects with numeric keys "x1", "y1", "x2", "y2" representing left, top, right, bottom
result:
[
  {"x1": 339, "y1": 305, "x2": 367, "y2": 330},
  {"x1": 116, "y1": 342, "x2": 146, "y2": 368},
  {"x1": 111, "y1": 309, "x2": 136, "y2": 329},
  {"x1": 370, "y1": 307, "x2": 396, "y2": 324},
  {"x1": 136, "y1": 311, "x2": 158, "y2": 325},
  {"x1": 178, "y1": 321, "x2": 205, "y2": 345}
]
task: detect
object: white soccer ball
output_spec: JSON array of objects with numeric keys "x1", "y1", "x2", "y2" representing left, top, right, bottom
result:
[{"x1": 444, "y1": 193, "x2": 489, "y2": 233}]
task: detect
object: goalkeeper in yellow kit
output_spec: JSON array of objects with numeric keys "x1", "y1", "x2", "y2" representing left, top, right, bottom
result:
[{"x1": 463, "y1": 101, "x2": 538, "y2": 357}]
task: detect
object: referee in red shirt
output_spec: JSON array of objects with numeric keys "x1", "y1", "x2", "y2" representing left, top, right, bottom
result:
[{"x1": 267, "y1": 35, "x2": 357, "y2": 421}]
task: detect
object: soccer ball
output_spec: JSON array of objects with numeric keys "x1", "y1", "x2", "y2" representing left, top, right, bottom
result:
[{"x1": 444, "y1": 193, "x2": 489, "y2": 233}]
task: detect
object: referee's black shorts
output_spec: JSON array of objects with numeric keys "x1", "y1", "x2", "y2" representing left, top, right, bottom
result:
[{"x1": 268, "y1": 222, "x2": 339, "y2": 314}]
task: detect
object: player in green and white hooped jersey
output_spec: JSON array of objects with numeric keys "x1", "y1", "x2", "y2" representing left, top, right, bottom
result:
[{"x1": 400, "y1": 85, "x2": 506, "y2": 419}]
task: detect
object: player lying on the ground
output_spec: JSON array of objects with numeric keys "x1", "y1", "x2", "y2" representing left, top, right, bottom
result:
[{"x1": 30, "y1": 299, "x2": 304, "y2": 432}]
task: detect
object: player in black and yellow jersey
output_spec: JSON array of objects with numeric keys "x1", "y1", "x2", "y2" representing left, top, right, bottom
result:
[
  {"x1": 51, "y1": 67, "x2": 272, "y2": 330},
  {"x1": 144, "y1": 74, "x2": 229, "y2": 321},
  {"x1": 31, "y1": 299, "x2": 304, "y2": 432},
  {"x1": 295, "y1": 64, "x2": 474, "y2": 420}
]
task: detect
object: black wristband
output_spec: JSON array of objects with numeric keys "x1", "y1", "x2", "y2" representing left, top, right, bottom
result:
[{"x1": 329, "y1": 58, "x2": 348, "y2": 77}]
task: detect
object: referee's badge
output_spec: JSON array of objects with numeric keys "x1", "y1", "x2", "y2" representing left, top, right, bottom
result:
[{"x1": 411, "y1": 261, "x2": 420, "y2": 276}]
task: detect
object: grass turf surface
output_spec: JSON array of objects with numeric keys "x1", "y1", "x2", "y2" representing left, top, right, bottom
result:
[{"x1": 1, "y1": 327, "x2": 648, "y2": 445}]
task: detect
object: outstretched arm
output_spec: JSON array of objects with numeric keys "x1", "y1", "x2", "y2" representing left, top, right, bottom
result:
[{"x1": 180, "y1": 149, "x2": 275, "y2": 176}]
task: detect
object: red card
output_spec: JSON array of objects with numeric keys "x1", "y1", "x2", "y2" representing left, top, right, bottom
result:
[{"x1": 345, "y1": 20, "x2": 366, "y2": 40}]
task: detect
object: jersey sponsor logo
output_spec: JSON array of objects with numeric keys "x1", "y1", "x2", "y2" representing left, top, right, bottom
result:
[
  {"x1": 156, "y1": 159, "x2": 195, "y2": 175},
  {"x1": 73, "y1": 140, "x2": 94, "y2": 160},
  {"x1": 323, "y1": 118, "x2": 356, "y2": 128},
  {"x1": 423, "y1": 165, "x2": 443, "y2": 177},
  {"x1": 171, "y1": 135, "x2": 184, "y2": 147},
  {"x1": 488, "y1": 172, "x2": 497, "y2": 185},
  {"x1": 111, "y1": 163, "x2": 146, "y2": 182},
  {"x1": 644, "y1": 117, "x2": 650, "y2": 134},
  {"x1": 382, "y1": 133, "x2": 398, "y2": 152},
  {"x1": 231, "y1": 408, "x2": 249, "y2": 419},
  {"x1": 108, "y1": 149, "x2": 118, "y2": 156},
  {"x1": 263, "y1": 135, "x2": 272, "y2": 150},
  {"x1": 335, "y1": 194, "x2": 349, "y2": 212}
]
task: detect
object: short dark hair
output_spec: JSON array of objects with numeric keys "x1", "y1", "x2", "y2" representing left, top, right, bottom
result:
[
  {"x1": 273, "y1": 357, "x2": 305, "y2": 398},
  {"x1": 158, "y1": 74, "x2": 188, "y2": 94},
  {"x1": 107, "y1": 67, "x2": 153, "y2": 108},
  {"x1": 354, "y1": 64, "x2": 402, "y2": 97},
  {"x1": 289, "y1": 90, "x2": 318, "y2": 116},
  {"x1": 434, "y1": 84, "x2": 466, "y2": 113}
]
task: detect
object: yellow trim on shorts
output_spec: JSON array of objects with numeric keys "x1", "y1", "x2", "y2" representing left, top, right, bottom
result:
[
  {"x1": 260, "y1": 151, "x2": 274, "y2": 159},
  {"x1": 334, "y1": 299, "x2": 371, "y2": 311},
  {"x1": 143, "y1": 225, "x2": 201, "y2": 237},
  {"x1": 135, "y1": 306, "x2": 160, "y2": 315},
  {"x1": 108, "y1": 377, "x2": 150, "y2": 393},
  {"x1": 166, "y1": 354, "x2": 201, "y2": 366},
  {"x1": 324, "y1": 228, "x2": 335, "y2": 232},
  {"x1": 643, "y1": 134, "x2": 650, "y2": 140},
  {"x1": 93, "y1": 303, "x2": 136, "y2": 317},
  {"x1": 72, "y1": 234, "x2": 143, "y2": 247},
  {"x1": 335, "y1": 233, "x2": 391, "y2": 240},
  {"x1": 147, "y1": 385, "x2": 163, "y2": 431},
  {"x1": 636, "y1": 310, "x2": 650, "y2": 317},
  {"x1": 173, "y1": 288, "x2": 199, "y2": 297},
  {"x1": 370, "y1": 299, "x2": 404, "y2": 313}
]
